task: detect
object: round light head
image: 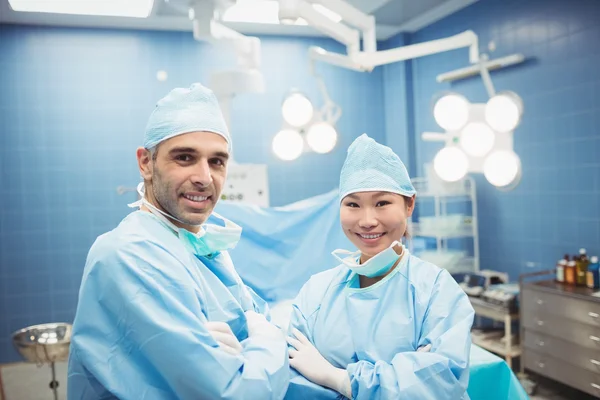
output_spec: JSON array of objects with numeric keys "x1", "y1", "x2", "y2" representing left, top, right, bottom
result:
[
  {"x1": 433, "y1": 93, "x2": 470, "y2": 131},
  {"x1": 282, "y1": 93, "x2": 313, "y2": 127},
  {"x1": 306, "y1": 122, "x2": 337, "y2": 154},
  {"x1": 459, "y1": 122, "x2": 495, "y2": 157},
  {"x1": 272, "y1": 129, "x2": 304, "y2": 161},
  {"x1": 485, "y1": 92, "x2": 523, "y2": 132},
  {"x1": 483, "y1": 150, "x2": 521, "y2": 188},
  {"x1": 433, "y1": 147, "x2": 469, "y2": 182}
]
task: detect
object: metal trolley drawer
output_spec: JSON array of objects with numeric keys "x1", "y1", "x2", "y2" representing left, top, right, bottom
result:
[
  {"x1": 522, "y1": 309, "x2": 600, "y2": 351},
  {"x1": 522, "y1": 288, "x2": 600, "y2": 328},
  {"x1": 525, "y1": 330, "x2": 600, "y2": 374},
  {"x1": 525, "y1": 349, "x2": 600, "y2": 397}
]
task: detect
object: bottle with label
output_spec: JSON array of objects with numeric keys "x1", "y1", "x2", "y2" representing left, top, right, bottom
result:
[
  {"x1": 587, "y1": 256, "x2": 599, "y2": 290},
  {"x1": 576, "y1": 248, "x2": 590, "y2": 286},
  {"x1": 556, "y1": 257, "x2": 566, "y2": 283},
  {"x1": 565, "y1": 260, "x2": 577, "y2": 285}
]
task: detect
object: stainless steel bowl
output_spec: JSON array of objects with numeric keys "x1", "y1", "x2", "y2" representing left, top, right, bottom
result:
[{"x1": 12, "y1": 323, "x2": 72, "y2": 364}]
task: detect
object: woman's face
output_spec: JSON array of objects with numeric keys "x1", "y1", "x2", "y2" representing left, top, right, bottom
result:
[{"x1": 340, "y1": 191, "x2": 415, "y2": 259}]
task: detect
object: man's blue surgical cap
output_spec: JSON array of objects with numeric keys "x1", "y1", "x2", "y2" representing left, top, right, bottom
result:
[
  {"x1": 144, "y1": 83, "x2": 231, "y2": 151},
  {"x1": 339, "y1": 134, "x2": 416, "y2": 201}
]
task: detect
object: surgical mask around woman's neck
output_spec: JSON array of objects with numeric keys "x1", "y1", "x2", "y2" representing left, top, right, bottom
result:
[
  {"x1": 128, "y1": 182, "x2": 242, "y2": 257},
  {"x1": 332, "y1": 241, "x2": 405, "y2": 278}
]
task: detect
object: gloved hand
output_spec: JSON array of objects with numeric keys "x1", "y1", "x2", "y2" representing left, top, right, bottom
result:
[
  {"x1": 288, "y1": 328, "x2": 352, "y2": 399},
  {"x1": 245, "y1": 310, "x2": 284, "y2": 340},
  {"x1": 206, "y1": 321, "x2": 243, "y2": 356}
]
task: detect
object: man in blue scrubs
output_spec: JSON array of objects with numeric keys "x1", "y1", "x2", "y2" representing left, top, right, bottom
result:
[{"x1": 67, "y1": 83, "x2": 289, "y2": 399}]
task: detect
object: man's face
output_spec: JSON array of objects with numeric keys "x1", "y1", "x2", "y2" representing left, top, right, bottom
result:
[{"x1": 137, "y1": 131, "x2": 229, "y2": 231}]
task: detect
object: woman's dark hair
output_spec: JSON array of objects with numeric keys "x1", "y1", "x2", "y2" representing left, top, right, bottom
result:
[{"x1": 401, "y1": 195, "x2": 415, "y2": 239}]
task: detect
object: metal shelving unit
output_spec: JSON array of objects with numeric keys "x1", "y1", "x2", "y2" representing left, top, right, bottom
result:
[
  {"x1": 408, "y1": 176, "x2": 479, "y2": 274},
  {"x1": 469, "y1": 296, "x2": 521, "y2": 369}
]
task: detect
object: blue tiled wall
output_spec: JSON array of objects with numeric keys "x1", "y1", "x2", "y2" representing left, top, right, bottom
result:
[
  {"x1": 0, "y1": 25, "x2": 385, "y2": 363},
  {"x1": 407, "y1": 0, "x2": 600, "y2": 279}
]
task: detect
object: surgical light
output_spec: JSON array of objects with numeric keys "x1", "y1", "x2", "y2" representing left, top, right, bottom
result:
[
  {"x1": 272, "y1": 129, "x2": 304, "y2": 160},
  {"x1": 483, "y1": 150, "x2": 521, "y2": 188},
  {"x1": 485, "y1": 92, "x2": 523, "y2": 133},
  {"x1": 306, "y1": 122, "x2": 337, "y2": 153},
  {"x1": 459, "y1": 122, "x2": 495, "y2": 157},
  {"x1": 433, "y1": 94, "x2": 470, "y2": 131},
  {"x1": 433, "y1": 147, "x2": 469, "y2": 182},
  {"x1": 274, "y1": 71, "x2": 341, "y2": 159},
  {"x1": 282, "y1": 92, "x2": 314, "y2": 128},
  {"x1": 425, "y1": 88, "x2": 523, "y2": 189},
  {"x1": 8, "y1": 0, "x2": 154, "y2": 17}
]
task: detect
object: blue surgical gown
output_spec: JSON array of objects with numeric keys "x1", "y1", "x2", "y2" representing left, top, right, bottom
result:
[
  {"x1": 285, "y1": 252, "x2": 475, "y2": 399},
  {"x1": 67, "y1": 211, "x2": 289, "y2": 400}
]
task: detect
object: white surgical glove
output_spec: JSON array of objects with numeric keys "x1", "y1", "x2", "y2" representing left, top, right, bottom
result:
[
  {"x1": 206, "y1": 321, "x2": 243, "y2": 356},
  {"x1": 245, "y1": 310, "x2": 284, "y2": 340},
  {"x1": 288, "y1": 328, "x2": 352, "y2": 399}
]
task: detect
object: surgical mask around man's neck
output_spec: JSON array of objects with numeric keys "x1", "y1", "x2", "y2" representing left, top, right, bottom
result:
[
  {"x1": 332, "y1": 241, "x2": 405, "y2": 278},
  {"x1": 128, "y1": 182, "x2": 242, "y2": 256},
  {"x1": 129, "y1": 182, "x2": 201, "y2": 232}
]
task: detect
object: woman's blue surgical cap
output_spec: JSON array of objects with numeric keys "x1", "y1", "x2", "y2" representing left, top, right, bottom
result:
[
  {"x1": 339, "y1": 133, "x2": 416, "y2": 201},
  {"x1": 144, "y1": 83, "x2": 231, "y2": 151}
]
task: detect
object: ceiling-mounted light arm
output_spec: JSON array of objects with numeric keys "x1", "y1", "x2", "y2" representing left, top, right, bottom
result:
[
  {"x1": 279, "y1": 0, "x2": 479, "y2": 72},
  {"x1": 477, "y1": 54, "x2": 496, "y2": 98},
  {"x1": 280, "y1": 0, "x2": 360, "y2": 53},
  {"x1": 192, "y1": 19, "x2": 261, "y2": 70},
  {"x1": 351, "y1": 30, "x2": 479, "y2": 69},
  {"x1": 308, "y1": 57, "x2": 342, "y2": 124},
  {"x1": 205, "y1": 21, "x2": 261, "y2": 70},
  {"x1": 176, "y1": 0, "x2": 260, "y2": 70},
  {"x1": 307, "y1": 30, "x2": 479, "y2": 73},
  {"x1": 311, "y1": 0, "x2": 376, "y2": 52},
  {"x1": 308, "y1": 46, "x2": 370, "y2": 72},
  {"x1": 189, "y1": 0, "x2": 213, "y2": 36},
  {"x1": 436, "y1": 54, "x2": 526, "y2": 83}
]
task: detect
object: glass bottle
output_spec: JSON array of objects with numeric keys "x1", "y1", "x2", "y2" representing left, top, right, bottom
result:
[{"x1": 576, "y1": 248, "x2": 589, "y2": 286}]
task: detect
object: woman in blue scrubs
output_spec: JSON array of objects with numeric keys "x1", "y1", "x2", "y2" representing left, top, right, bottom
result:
[{"x1": 285, "y1": 134, "x2": 475, "y2": 399}]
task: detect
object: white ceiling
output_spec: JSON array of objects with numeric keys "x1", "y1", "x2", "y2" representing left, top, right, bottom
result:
[{"x1": 0, "y1": 0, "x2": 478, "y2": 40}]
